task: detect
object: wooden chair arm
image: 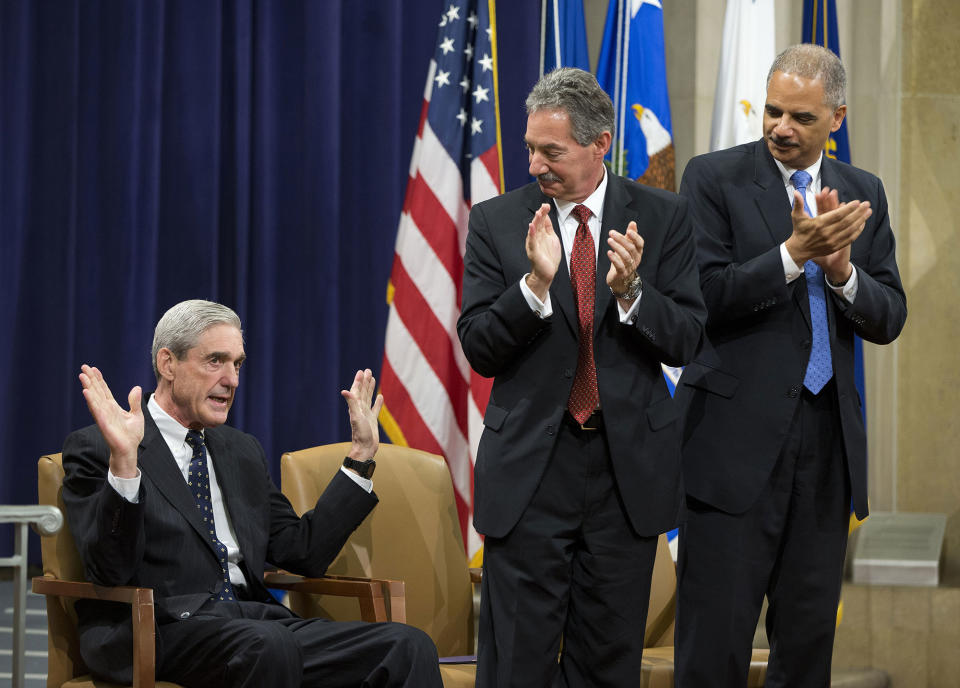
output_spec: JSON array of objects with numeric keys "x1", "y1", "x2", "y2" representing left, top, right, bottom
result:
[
  {"x1": 263, "y1": 572, "x2": 406, "y2": 623},
  {"x1": 32, "y1": 576, "x2": 157, "y2": 688}
]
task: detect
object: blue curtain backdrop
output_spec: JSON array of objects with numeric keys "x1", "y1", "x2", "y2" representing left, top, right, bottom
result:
[{"x1": 0, "y1": 0, "x2": 540, "y2": 562}]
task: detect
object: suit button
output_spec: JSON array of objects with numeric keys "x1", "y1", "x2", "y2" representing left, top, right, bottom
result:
[
  {"x1": 546, "y1": 425, "x2": 555, "y2": 436},
  {"x1": 563, "y1": 369, "x2": 572, "y2": 378},
  {"x1": 753, "y1": 304, "x2": 760, "y2": 312},
  {"x1": 180, "y1": 611, "x2": 190, "y2": 619},
  {"x1": 802, "y1": 340, "x2": 811, "y2": 350},
  {"x1": 787, "y1": 385, "x2": 801, "y2": 398}
]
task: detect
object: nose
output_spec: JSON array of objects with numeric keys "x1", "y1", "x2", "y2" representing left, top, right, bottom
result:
[
  {"x1": 528, "y1": 151, "x2": 547, "y2": 177},
  {"x1": 223, "y1": 365, "x2": 240, "y2": 389},
  {"x1": 772, "y1": 115, "x2": 793, "y2": 137}
]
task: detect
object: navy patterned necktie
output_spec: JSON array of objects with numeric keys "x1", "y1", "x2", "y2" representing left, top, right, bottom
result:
[
  {"x1": 184, "y1": 430, "x2": 235, "y2": 601},
  {"x1": 567, "y1": 204, "x2": 599, "y2": 423},
  {"x1": 790, "y1": 170, "x2": 833, "y2": 393}
]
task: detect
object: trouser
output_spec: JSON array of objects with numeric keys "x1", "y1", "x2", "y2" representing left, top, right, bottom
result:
[
  {"x1": 156, "y1": 598, "x2": 442, "y2": 688},
  {"x1": 476, "y1": 416, "x2": 658, "y2": 688},
  {"x1": 676, "y1": 382, "x2": 851, "y2": 688}
]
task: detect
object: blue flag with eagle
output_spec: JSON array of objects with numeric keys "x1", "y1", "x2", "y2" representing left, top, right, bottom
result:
[{"x1": 596, "y1": 0, "x2": 675, "y2": 191}]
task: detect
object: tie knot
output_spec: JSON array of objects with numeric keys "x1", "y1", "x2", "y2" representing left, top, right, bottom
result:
[
  {"x1": 790, "y1": 170, "x2": 812, "y2": 192},
  {"x1": 185, "y1": 430, "x2": 204, "y2": 449},
  {"x1": 572, "y1": 204, "x2": 591, "y2": 225}
]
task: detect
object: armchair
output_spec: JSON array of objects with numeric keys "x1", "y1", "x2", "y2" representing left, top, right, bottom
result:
[{"x1": 34, "y1": 453, "x2": 401, "y2": 688}]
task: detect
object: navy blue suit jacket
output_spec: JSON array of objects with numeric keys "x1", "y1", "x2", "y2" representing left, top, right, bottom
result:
[
  {"x1": 675, "y1": 140, "x2": 907, "y2": 517},
  {"x1": 62, "y1": 404, "x2": 377, "y2": 682},
  {"x1": 458, "y1": 174, "x2": 706, "y2": 538}
]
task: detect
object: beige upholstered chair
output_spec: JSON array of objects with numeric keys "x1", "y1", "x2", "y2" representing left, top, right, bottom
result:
[
  {"x1": 281, "y1": 442, "x2": 476, "y2": 688},
  {"x1": 34, "y1": 453, "x2": 398, "y2": 688},
  {"x1": 281, "y1": 442, "x2": 706, "y2": 687}
]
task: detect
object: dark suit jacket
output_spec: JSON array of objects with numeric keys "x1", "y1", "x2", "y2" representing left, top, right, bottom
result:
[
  {"x1": 675, "y1": 139, "x2": 907, "y2": 518},
  {"x1": 62, "y1": 404, "x2": 378, "y2": 683},
  {"x1": 457, "y1": 174, "x2": 706, "y2": 539}
]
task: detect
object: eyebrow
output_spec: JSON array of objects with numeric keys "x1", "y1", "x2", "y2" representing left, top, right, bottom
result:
[{"x1": 206, "y1": 351, "x2": 246, "y2": 363}]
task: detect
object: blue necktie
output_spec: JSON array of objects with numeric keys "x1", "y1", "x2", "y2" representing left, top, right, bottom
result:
[
  {"x1": 185, "y1": 430, "x2": 235, "y2": 601},
  {"x1": 790, "y1": 170, "x2": 833, "y2": 394}
]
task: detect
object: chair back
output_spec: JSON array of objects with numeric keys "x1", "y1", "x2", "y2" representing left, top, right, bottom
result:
[
  {"x1": 645, "y1": 533, "x2": 677, "y2": 648},
  {"x1": 37, "y1": 453, "x2": 90, "y2": 686},
  {"x1": 281, "y1": 442, "x2": 474, "y2": 656}
]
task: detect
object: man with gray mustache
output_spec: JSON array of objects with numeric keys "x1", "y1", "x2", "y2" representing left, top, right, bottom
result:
[{"x1": 458, "y1": 67, "x2": 706, "y2": 687}]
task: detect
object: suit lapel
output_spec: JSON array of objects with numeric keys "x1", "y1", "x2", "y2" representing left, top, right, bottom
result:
[
  {"x1": 597, "y1": 174, "x2": 632, "y2": 328},
  {"x1": 137, "y1": 410, "x2": 215, "y2": 550},
  {"x1": 752, "y1": 141, "x2": 812, "y2": 330},
  {"x1": 204, "y1": 427, "x2": 255, "y2": 558}
]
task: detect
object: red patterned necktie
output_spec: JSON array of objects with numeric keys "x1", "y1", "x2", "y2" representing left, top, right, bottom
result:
[{"x1": 568, "y1": 204, "x2": 599, "y2": 423}]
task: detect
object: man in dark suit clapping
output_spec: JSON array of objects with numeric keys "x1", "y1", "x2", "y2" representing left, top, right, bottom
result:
[
  {"x1": 458, "y1": 67, "x2": 706, "y2": 687},
  {"x1": 674, "y1": 44, "x2": 907, "y2": 687}
]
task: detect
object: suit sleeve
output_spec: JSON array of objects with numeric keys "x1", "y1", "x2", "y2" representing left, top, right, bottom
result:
[
  {"x1": 679, "y1": 155, "x2": 793, "y2": 328},
  {"x1": 829, "y1": 177, "x2": 907, "y2": 344},
  {"x1": 264, "y1": 459, "x2": 378, "y2": 578},
  {"x1": 62, "y1": 428, "x2": 147, "y2": 586},
  {"x1": 626, "y1": 194, "x2": 707, "y2": 367},
  {"x1": 457, "y1": 201, "x2": 551, "y2": 378}
]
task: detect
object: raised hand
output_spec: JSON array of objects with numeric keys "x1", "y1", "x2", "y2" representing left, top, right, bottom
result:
[
  {"x1": 78, "y1": 364, "x2": 143, "y2": 478},
  {"x1": 340, "y1": 369, "x2": 384, "y2": 461},
  {"x1": 785, "y1": 188, "x2": 870, "y2": 277},
  {"x1": 525, "y1": 203, "x2": 562, "y2": 301},
  {"x1": 606, "y1": 221, "x2": 645, "y2": 302}
]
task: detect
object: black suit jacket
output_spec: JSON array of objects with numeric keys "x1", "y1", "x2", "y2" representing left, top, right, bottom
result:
[
  {"x1": 457, "y1": 174, "x2": 706, "y2": 539},
  {"x1": 675, "y1": 139, "x2": 907, "y2": 517},
  {"x1": 62, "y1": 404, "x2": 377, "y2": 682}
]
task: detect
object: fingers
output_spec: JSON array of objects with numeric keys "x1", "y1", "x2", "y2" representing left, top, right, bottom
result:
[
  {"x1": 528, "y1": 203, "x2": 552, "y2": 235},
  {"x1": 127, "y1": 386, "x2": 143, "y2": 416},
  {"x1": 372, "y1": 394, "x2": 384, "y2": 418},
  {"x1": 606, "y1": 223, "x2": 644, "y2": 273},
  {"x1": 342, "y1": 369, "x2": 377, "y2": 409},
  {"x1": 815, "y1": 187, "x2": 840, "y2": 214},
  {"x1": 791, "y1": 191, "x2": 808, "y2": 218}
]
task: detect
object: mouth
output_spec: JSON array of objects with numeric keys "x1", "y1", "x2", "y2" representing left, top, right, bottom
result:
[{"x1": 208, "y1": 394, "x2": 231, "y2": 410}]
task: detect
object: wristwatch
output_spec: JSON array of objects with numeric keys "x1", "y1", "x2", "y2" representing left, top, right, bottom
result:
[
  {"x1": 343, "y1": 456, "x2": 376, "y2": 479},
  {"x1": 611, "y1": 272, "x2": 643, "y2": 300}
]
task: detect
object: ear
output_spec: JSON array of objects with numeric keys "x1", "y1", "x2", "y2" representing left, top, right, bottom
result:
[
  {"x1": 156, "y1": 348, "x2": 176, "y2": 381},
  {"x1": 594, "y1": 130, "x2": 612, "y2": 158},
  {"x1": 830, "y1": 105, "x2": 847, "y2": 133}
]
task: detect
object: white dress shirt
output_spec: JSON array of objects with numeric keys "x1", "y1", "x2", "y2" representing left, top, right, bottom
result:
[
  {"x1": 519, "y1": 168, "x2": 642, "y2": 324},
  {"x1": 107, "y1": 394, "x2": 373, "y2": 587}
]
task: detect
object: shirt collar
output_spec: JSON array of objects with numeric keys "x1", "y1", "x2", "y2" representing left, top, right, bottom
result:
[
  {"x1": 148, "y1": 393, "x2": 202, "y2": 449},
  {"x1": 774, "y1": 152, "x2": 823, "y2": 189},
  {"x1": 553, "y1": 164, "x2": 608, "y2": 225}
]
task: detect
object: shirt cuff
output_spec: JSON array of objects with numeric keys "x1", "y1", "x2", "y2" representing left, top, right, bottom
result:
[
  {"x1": 519, "y1": 274, "x2": 552, "y2": 319},
  {"x1": 780, "y1": 243, "x2": 803, "y2": 284},
  {"x1": 828, "y1": 266, "x2": 858, "y2": 303},
  {"x1": 340, "y1": 465, "x2": 373, "y2": 493},
  {"x1": 108, "y1": 468, "x2": 142, "y2": 503},
  {"x1": 617, "y1": 290, "x2": 642, "y2": 324}
]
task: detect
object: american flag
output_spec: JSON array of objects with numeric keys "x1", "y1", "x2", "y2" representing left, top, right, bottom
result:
[{"x1": 379, "y1": 0, "x2": 502, "y2": 561}]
